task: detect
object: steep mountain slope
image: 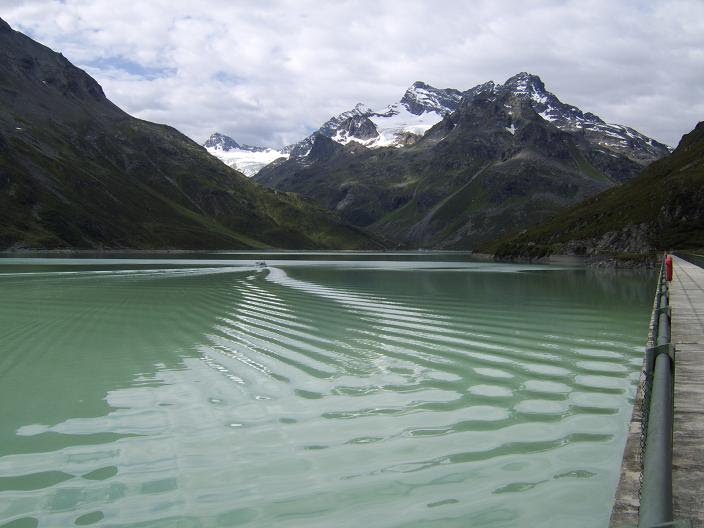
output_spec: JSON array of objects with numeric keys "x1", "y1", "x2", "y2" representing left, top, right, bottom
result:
[
  {"x1": 490, "y1": 121, "x2": 704, "y2": 258},
  {"x1": 0, "y1": 18, "x2": 383, "y2": 250},
  {"x1": 255, "y1": 74, "x2": 668, "y2": 249},
  {"x1": 489, "y1": 74, "x2": 669, "y2": 166}
]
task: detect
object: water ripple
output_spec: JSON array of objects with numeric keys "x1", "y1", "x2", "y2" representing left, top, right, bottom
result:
[{"x1": 0, "y1": 259, "x2": 652, "y2": 528}]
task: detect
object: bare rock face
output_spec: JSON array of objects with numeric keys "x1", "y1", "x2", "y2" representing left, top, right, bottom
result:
[{"x1": 560, "y1": 223, "x2": 654, "y2": 256}]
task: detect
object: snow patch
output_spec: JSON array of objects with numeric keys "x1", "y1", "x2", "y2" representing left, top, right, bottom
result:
[
  {"x1": 368, "y1": 104, "x2": 444, "y2": 147},
  {"x1": 538, "y1": 110, "x2": 557, "y2": 122},
  {"x1": 505, "y1": 124, "x2": 516, "y2": 135},
  {"x1": 513, "y1": 80, "x2": 528, "y2": 94},
  {"x1": 530, "y1": 90, "x2": 548, "y2": 105},
  {"x1": 328, "y1": 103, "x2": 445, "y2": 149}
]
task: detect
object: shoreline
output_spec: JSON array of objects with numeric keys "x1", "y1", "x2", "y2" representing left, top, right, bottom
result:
[
  {"x1": 0, "y1": 248, "x2": 659, "y2": 269},
  {"x1": 491, "y1": 253, "x2": 659, "y2": 270},
  {"x1": 0, "y1": 248, "x2": 476, "y2": 257}
]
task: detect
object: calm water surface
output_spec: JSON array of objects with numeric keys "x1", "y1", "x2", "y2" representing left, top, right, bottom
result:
[{"x1": 0, "y1": 254, "x2": 654, "y2": 527}]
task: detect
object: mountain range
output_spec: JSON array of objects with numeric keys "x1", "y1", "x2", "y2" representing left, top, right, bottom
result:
[
  {"x1": 205, "y1": 75, "x2": 669, "y2": 178},
  {"x1": 203, "y1": 81, "x2": 466, "y2": 176},
  {"x1": 250, "y1": 73, "x2": 671, "y2": 249},
  {"x1": 0, "y1": 18, "x2": 382, "y2": 250}
]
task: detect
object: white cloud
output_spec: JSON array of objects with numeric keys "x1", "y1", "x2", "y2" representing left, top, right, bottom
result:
[{"x1": 1, "y1": 0, "x2": 702, "y2": 147}]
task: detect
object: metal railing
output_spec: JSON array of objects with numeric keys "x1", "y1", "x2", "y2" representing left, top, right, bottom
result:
[{"x1": 637, "y1": 259, "x2": 691, "y2": 528}]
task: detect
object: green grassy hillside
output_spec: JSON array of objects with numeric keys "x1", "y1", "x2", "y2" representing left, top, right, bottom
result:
[
  {"x1": 0, "y1": 18, "x2": 383, "y2": 250},
  {"x1": 489, "y1": 121, "x2": 704, "y2": 258}
]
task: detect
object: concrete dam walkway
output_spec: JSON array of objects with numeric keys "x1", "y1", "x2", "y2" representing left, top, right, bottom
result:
[
  {"x1": 611, "y1": 255, "x2": 704, "y2": 527},
  {"x1": 670, "y1": 255, "x2": 704, "y2": 525}
]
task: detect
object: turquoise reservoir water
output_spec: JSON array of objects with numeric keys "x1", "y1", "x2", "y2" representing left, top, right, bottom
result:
[{"x1": 0, "y1": 254, "x2": 653, "y2": 527}]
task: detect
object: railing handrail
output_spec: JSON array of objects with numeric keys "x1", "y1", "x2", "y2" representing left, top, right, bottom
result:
[{"x1": 638, "y1": 258, "x2": 675, "y2": 528}]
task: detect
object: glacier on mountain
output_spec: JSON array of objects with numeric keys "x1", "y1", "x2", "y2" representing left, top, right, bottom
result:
[{"x1": 204, "y1": 144, "x2": 288, "y2": 177}]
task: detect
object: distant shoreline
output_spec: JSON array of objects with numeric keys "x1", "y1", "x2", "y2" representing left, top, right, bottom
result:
[
  {"x1": 492, "y1": 252, "x2": 659, "y2": 270},
  {"x1": 0, "y1": 248, "x2": 658, "y2": 269},
  {"x1": 0, "y1": 248, "x2": 475, "y2": 255}
]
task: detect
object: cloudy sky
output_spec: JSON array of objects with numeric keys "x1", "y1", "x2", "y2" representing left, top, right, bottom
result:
[{"x1": 1, "y1": 0, "x2": 702, "y2": 147}]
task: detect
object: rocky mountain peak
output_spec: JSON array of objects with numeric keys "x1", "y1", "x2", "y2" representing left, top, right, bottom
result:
[
  {"x1": 203, "y1": 132, "x2": 240, "y2": 151},
  {"x1": 400, "y1": 81, "x2": 463, "y2": 116},
  {"x1": 0, "y1": 17, "x2": 11, "y2": 32},
  {"x1": 316, "y1": 103, "x2": 373, "y2": 138},
  {"x1": 463, "y1": 80, "x2": 496, "y2": 100},
  {"x1": 502, "y1": 72, "x2": 546, "y2": 95},
  {"x1": 334, "y1": 115, "x2": 378, "y2": 143},
  {"x1": 473, "y1": 72, "x2": 671, "y2": 164}
]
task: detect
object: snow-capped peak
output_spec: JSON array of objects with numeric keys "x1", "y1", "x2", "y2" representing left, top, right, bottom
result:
[
  {"x1": 460, "y1": 72, "x2": 671, "y2": 164},
  {"x1": 479, "y1": 72, "x2": 591, "y2": 128},
  {"x1": 203, "y1": 132, "x2": 240, "y2": 151},
  {"x1": 283, "y1": 81, "x2": 464, "y2": 155},
  {"x1": 502, "y1": 72, "x2": 545, "y2": 96}
]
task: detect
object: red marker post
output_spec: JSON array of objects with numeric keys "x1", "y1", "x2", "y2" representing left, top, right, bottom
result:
[{"x1": 665, "y1": 254, "x2": 673, "y2": 282}]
